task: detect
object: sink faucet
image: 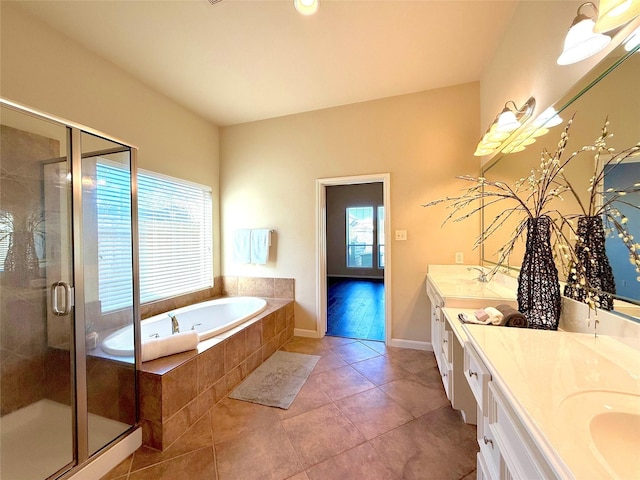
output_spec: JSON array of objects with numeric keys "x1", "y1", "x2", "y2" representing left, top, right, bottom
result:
[
  {"x1": 467, "y1": 267, "x2": 489, "y2": 283},
  {"x1": 169, "y1": 313, "x2": 180, "y2": 334}
]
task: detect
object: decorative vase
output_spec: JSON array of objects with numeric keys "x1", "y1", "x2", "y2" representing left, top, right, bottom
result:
[
  {"x1": 563, "y1": 215, "x2": 616, "y2": 310},
  {"x1": 517, "y1": 216, "x2": 561, "y2": 330},
  {"x1": 3, "y1": 231, "x2": 40, "y2": 287}
]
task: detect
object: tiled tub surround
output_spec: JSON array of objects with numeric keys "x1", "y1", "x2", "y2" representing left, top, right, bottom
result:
[{"x1": 139, "y1": 298, "x2": 294, "y2": 450}]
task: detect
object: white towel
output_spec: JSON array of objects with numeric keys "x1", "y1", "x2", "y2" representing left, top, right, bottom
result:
[
  {"x1": 233, "y1": 229, "x2": 251, "y2": 264},
  {"x1": 141, "y1": 330, "x2": 199, "y2": 362},
  {"x1": 250, "y1": 229, "x2": 271, "y2": 264},
  {"x1": 485, "y1": 307, "x2": 505, "y2": 326}
]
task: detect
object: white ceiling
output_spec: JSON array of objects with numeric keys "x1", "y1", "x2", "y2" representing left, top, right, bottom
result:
[{"x1": 14, "y1": 0, "x2": 519, "y2": 126}]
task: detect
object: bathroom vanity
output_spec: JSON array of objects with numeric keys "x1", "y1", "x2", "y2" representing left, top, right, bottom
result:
[
  {"x1": 426, "y1": 265, "x2": 640, "y2": 479},
  {"x1": 426, "y1": 265, "x2": 517, "y2": 424}
]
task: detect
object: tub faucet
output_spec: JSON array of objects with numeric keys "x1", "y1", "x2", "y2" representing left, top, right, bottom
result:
[
  {"x1": 169, "y1": 313, "x2": 180, "y2": 334},
  {"x1": 467, "y1": 267, "x2": 489, "y2": 283}
]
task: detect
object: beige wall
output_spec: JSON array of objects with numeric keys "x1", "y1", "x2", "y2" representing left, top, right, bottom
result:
[
  {"x1": 0, "y1": 3, "x2": 221, "y2": 276},
  {"x1": 479, "y1": 0, "x2": 635, "y2": 161},
  {"x1": 220, "y1": 83, "x2": 481, "y2": 343}
]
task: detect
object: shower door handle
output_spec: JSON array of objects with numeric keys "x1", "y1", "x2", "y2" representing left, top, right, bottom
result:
[{"x1": 51, "y1": 281, "x2": 73, "y2": 316}]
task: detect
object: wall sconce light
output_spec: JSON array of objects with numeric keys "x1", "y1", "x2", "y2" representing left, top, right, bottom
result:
[
  {"x1": 594, "y1": 0, "x2": 640, "y2": 32},
  {"x1": 501, "y1": 107, "x2": 563, "y2": 154},
  {"x1": 294, "y1": 0, "x2": 319, "y2": 15},
  {"x1": 557, "y1": 2, "x2": 611, "y2": 65},
  {"x1": 474, "y1": 97, "x2": 536, "y2": 157},
  {"x1": 624, "y1": 25, "x2": 640, "y2": 50}
]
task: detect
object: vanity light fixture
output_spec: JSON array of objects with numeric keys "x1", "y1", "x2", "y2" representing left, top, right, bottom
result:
[
  {"x1": 500, "y1": 107, "x2": 563, "y2": 155},
  {"x1": 594, "y1": 0, "x2": 640, "y2": 32},
  {"x1": 557, "y1": 2, "x2": 611, "y2": 65},
  {"x1": 474, "y1": 97, "x2": 536, "y2": 157},
  {"x1": 624, "y1": 25, "x2": 640, "y2": 50},
  {"x1": 294, "y1": 0, "x2": 319, "y2": 15}
]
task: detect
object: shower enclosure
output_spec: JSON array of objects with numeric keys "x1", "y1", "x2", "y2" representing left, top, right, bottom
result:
[{"x1": 0, "y1": 99, "x2": 140, "y2": 480}]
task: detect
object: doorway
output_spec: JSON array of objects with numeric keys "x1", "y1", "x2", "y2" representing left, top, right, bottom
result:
[{"x1": 316, "y1": 174, "x2": 391, "y2": 343}]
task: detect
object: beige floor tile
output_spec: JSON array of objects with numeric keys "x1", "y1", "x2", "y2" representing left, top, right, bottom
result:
[
  {"x1": 281, "y1": 403, "x2": 366, "y2": 469},
  {"x1": 318, "y1": 336, "x2": 357, "y2": 348},
  {"x1": 277, "y1": 378, "x2": 333, "y2": 421},
  {"x1": 210, "y1": 397, "x2": 281, "y2": 444},
  {"x1": 350, "y1": 355, "x2": 414, "y2": 386},
  {"x1": 128, "y1": 447, "x2": 216, "y2": 480},
  {"x1": 335, "y1": 388, "x2": 413, "y2": 440},
  {"x1": 215, "y1": 423, "x2": 302, "y2": 480},
  {"x1": 131, "y1": 413, "x2": 213, "y2": 472},
  {"x1": 379, "y1": 377, "x2": 449, "y2": 417},
  {"x1": 330, "y1": 341, "x2": 380, "y2": 364},
  {"x1": 385, "y1": 347, "x2": 437, "y2": 376},
  {"x1": 308, "y1": 350, "x2": 347, "y2": 375},
  {"x1": 360, "y1": 339, "x2": 388, "y2": 355},
  {"x1": 369, "y1": 406, "x2": 477, "y2": 480},
  {"x1": 305, "y1": 442, "x2": 398, "y2": 480},
  {"x1": 286, "y1": 472, "x2": 310, "y2": 480},
  {"x1": 308, "y1": 365, "x2": 375, "y2": 401},
  {"x1": 280, "y1": 337, "x2": 333, "y2": 356}
]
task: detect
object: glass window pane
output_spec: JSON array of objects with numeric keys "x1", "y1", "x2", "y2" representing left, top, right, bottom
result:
[{"x1": 346, "y1": 206, "x2": 373, "y2": 268}]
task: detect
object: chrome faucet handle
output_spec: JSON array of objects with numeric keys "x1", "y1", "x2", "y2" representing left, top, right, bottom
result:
[{"x1": 466, "y1": 266, "x2": 489, "y2": 282}]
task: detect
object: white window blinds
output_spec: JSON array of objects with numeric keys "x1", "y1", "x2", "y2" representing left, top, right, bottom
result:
[
  {"x1": 137, "y1": 169, "x2": 213, "y2": 305},
  {"x1": 96, "y1": 165, "x2": 213, "y2": 312}
]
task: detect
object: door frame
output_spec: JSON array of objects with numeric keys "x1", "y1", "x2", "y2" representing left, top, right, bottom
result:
[{"x1": 316, "y1": 173, "x2": 391, "y2": 344}]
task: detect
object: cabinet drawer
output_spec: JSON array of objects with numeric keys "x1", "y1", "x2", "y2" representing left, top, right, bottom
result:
[
  {"x1": 441, "y1": 361, "x2": 453, "y2": 400},
  {"x1": 464, "y1": 342, "x2": 492, "y2": 411},
  {"x1": 442, "y1": 330, "x2": 453, "y2": 363},
  {"x1": 488, "y1": 382, "x2": 554, "y2": 479},
  {"x1": 478, "y1": 403, "x2": 500, "y2": 478}
]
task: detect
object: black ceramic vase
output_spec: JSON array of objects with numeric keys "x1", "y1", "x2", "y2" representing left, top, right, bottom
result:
[
  {"x1": 563, "y1": 215, "x2": 616, "y2": 310},
  {"x1": 517, "y1": 216, "x2": 561, "y2": 330}
]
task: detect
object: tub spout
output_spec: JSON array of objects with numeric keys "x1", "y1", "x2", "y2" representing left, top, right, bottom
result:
[{"x1": 169, "y1": 313, "x2": 180, "y2": 334}]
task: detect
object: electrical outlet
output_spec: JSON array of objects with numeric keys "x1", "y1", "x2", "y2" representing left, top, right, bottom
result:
[
  {"x1": 395, "y1": 230, "x2": 407, "y2": 241},
  {"x1": 455, "y1": 252, "x2": 464, "y2": 264}
]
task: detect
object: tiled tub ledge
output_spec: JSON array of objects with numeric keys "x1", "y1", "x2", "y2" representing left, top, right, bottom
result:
[{"x1": 138, "y1": 298, "x2": 294, "y2": 451}]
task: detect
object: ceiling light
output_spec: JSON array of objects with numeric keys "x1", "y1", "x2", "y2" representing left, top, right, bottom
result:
[
  {"x1": 594, "y1": 0, "x2": 640, "y2": 32},
  {"x1": 624, "y1": 25, "x2": 640, "y2": 50},
  {"x1": 557, "y1": 3, "x2": 611, "y2": 65},
  {"x1": 294, "y1": 0, "x2": 319, "y2": 16}
]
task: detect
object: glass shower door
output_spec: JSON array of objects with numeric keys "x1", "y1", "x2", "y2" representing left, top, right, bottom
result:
[
  {"x1": 0, "y1": 105, "x2": 75, "y2": 479},
  {"x1": 79, "y1": 131, "x2": 136, "y2": 456}
]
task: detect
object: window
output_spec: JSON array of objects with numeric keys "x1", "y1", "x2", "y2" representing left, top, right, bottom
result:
[
  {"x1": 96, "y1": 166, "x2": 213, "y2": 312},
  {"x1": 345, "y1": 205, "x2": 384, "y2": 269},
  {"x1": 137, "y1": 170, "x2": 213, "y2": 305}
]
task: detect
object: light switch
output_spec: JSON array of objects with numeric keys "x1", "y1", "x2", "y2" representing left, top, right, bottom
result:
[{"x1": 395, "y1": 230, "x2": 407, "y2": 241}]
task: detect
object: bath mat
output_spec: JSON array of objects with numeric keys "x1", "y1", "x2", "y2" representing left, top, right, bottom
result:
[{"x1": 229, "y1": 351, "x2": 320, "y2": 409}]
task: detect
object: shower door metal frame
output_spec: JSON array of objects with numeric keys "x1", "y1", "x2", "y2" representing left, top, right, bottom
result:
[{"x1": 0, "y1": 97, "x2": 141, "y2": 480}]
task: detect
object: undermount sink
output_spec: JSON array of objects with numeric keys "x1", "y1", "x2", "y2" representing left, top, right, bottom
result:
[
  {"x1": 559, "y1": 390, "x2": 640, "y2": 479},
  {"x1": 590, "y1": 411, "x2": 640, "y2": 479}
]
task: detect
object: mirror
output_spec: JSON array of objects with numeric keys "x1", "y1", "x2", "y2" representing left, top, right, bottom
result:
[{"x1": 481, "y1": 43, "x2": 640, "y2": 320}]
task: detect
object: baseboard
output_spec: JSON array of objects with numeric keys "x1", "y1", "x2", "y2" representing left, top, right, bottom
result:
[
  {"x1": 389, "y1": 338, "x2": 432, "y2": 351},
  {"x1": 294, "y1": 328, "x2": 318, "y2": 338}
]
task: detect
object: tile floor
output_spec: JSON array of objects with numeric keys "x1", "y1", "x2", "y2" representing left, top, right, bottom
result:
[{"x1": 102, "y1": 336, "x2": 478, "y2": 480}]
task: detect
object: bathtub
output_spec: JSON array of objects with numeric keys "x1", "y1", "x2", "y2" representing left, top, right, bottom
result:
[{"x1": 101, "y1": 296, "x2": 268, "y2": 356}]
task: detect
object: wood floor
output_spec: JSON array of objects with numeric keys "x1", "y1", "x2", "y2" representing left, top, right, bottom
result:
[{"x1": 326, "y1": 278, "x2": 385, "y2": 341}]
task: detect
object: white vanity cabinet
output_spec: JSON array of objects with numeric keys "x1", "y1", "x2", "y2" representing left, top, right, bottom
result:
[
  {"x1": 426, "y1": 266, "x2": 517, "y2": 425},
  {"x1": 464, "y1": 342, "x2": 559, "y2": 480}
]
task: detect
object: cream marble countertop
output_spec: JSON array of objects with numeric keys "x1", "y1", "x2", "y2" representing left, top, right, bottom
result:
[
  {"x1": 427, "y1": 265, "x2": 517, "y2": 304},
  {"x1": 462, "y1": 324, "x2": 640, "y2": 479}
]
